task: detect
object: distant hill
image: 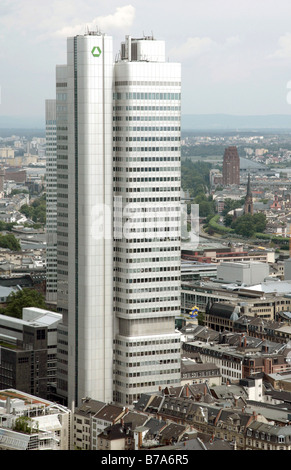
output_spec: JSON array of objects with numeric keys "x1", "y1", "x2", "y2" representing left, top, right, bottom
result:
[
  {"x1": 182, "y1": 114, "x2": 291, "y2": 130},
  {"x1": 1, "y1": 113, "x2": 291, "y2": 132}
]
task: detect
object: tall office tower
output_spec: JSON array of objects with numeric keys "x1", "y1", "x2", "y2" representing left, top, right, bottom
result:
[
  {"x1": 222, "y1": 146, "x2": 240, "y2": 186},
  {"x1": 56, "y1": 32, "x2": 114, "y2": 407},
  {"x1": 0, "y1": 167, "x2": 5, "y2": 193},
  {"x1": 113, "y1": 36, "x2": 182, "y2": 405},
  {"x1": 45, "y1": 99, "x2": 58, "y2": 303}
]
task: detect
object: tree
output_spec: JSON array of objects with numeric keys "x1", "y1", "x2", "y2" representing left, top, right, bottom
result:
[
  {"x1": 13, "y1": 416, "x2": 33, "y2": 434},
  {"x1": 252, "y1": 212, "x2": 267, "y2": 233},
  {"x1": 232, "y1": 214, "x2": 255, "y2": 237},
  {"x1": 20, "y1": 193, "x2": 46, "y2": 225},
  {"x1": 3, "y1": 288, "x2": 46, "y2": 319},
  {"x1": 181, "y1": 159, "x2": 212, "y2": 198},
  {"x1": 0, "y1": 233, "x2": 21, "y2": 251},
  {"x1": 20, "y1": 204, "x2": 34, "y2": 219},
  {"x1": 222, "y1": 198, "x2": 245, "y2": 216},
  {"x1": 231, "y1": 212, "x2": 267, "y2": 238},
  {"x1": 0, "y1": 221, "x2": 14, "y2": 232},
  {"x1": 193, "y1": 193, "x2": 215, "y2": 218},
  {"x1": 224, "y1": 213, "x2": 234, "y2": 227}
]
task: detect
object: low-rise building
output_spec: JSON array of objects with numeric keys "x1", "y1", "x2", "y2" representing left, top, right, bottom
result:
[
  {"x1": 0, "y1": 388, "x2": 70, "y2": 450},
  {"x1": 264, "y1": 371, "x2": 291, "y2": 393},
  {"x1": 73, "y1": 397, "x2": 106, "y2": 450},
  {"x1": 0, "y1": 307, "x2": 63, "y2": 400},
  {"x1": 182, "y1": 247, "x2": 275, "y2": 265},
  {"x1": 97, "y1": 422, "x2": 134, "y2": 451},
  {"x1": 245, "y1": 421, "x2": 291, "y2": 450},
  {"x1": 182, "y1": 337, "x2": 288, "y2": 384},
  {"x1": 180, "y1": 358, "x2": 221, "y2": 386},
  {"x1": 91, "y1": 403, "x2": 126, "y2": 450},
  {"x1": 182, "y1": 340, "x2": 245, "y2": 383},
  {"x1": 182, "y1": 278, "x2": 291, "y2": 321}
]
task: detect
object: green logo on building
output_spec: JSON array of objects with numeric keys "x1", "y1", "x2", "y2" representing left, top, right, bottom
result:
[{"x1": 91, "y1": 46, "x2": 102, "y2": 57}]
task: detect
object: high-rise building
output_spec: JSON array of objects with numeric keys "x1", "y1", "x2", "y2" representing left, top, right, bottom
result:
[
  {"x1": 55, "y1": 32, "x2": 114, "y2": 408},
  {"x1": 45, "y1": 99, "x2": 58, "y2": 303},
  {"x1": 54, "y1": 32, "x2": 181, "y2": 408},
  {"x1": 222, "y1": 146, "x2": 240, "y2": 186},
  {"x1": 113, "y1": 35, "x2": 181, "y2": 405},
  {"x1": 0, "y1": 167, "x2": 5, "y2": 194}
]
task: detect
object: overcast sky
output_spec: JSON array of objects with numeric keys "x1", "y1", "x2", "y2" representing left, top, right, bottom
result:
[{"x1": 1, "y1": 0, "x2": 291, "y2": 123}]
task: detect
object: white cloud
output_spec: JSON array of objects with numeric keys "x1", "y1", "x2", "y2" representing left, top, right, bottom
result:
[
  {"x1": 169, "y1": 37, "x2": 216, "y2": 60},
  {"x1": 224, "y1": 35, "x2": 241, "y2": 47},
  {"x1": 169, "y1": 34, "x2": 241, "y2": 60},
  {"x1": 270, "y1": 32, "x2": 291, "y2": 59},
  {"x1": 55, "y1": 5, "x2": 135, "y2": 37}
]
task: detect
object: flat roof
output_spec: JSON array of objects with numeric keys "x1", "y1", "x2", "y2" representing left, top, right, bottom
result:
[{"x1": 0, "y1": 389, "x2": 53, "y2": 407}]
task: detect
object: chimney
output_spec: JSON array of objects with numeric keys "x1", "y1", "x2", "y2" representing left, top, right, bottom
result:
[
  {"x1": 6, "y1": 397, "x2": 11, "y2": 414},
  {"x1": 138, "y1": 431, "x2": 142, "y2": 449}
]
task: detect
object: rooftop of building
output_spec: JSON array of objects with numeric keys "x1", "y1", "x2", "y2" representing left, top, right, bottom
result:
[
  {"x1": 184, "y1": 337, "x2": 286, "y2": 358},
  {"x1": 122, "y1": 411, "x2": 149, "y2": 430},
  {"x1": 99, "y1": 422, "x2": 133, "y2": 441},
  {"x1": 0, "y1": 307, "x2": 62, "y2": 329},
  {"x1": 75, "y1": 397, "x2": 106, "y2": 417},
  {"x1": 246, "y1": 280, "x2": 291, "y2": 294},
  {"x1": 181, "y1": 357, "x2": 221, "y2": 375},
  {"x1": 0, "y1": 388, "x2": 55, "y2": 410},
  {"x1": 93, "y1": 403, "x2": 125, "y2": 422},
  {"x1": 182, "y1": 277, "x2": 291, "y2": 300}
]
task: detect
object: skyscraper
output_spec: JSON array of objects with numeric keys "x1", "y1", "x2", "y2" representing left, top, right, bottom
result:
[
  {"x1": 54, "y1": 32, "x2": 181, "y2": 407},
  {"x1": 45, "y1": 99, "x2": 58, "y2": 303},
  {"x1": 56, "y1": 32, "x2": 114, "y2": 407},
  {"x1": 113, "y1": 36, "x2": 181, "y2": 405},
  {"x1": 222, "y1": 146, "x2": 240, "y2": 186}
]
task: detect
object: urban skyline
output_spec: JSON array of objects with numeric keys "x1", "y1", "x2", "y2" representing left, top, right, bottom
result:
[
  {"x1": 3, "y1": 1, "x2": 291, "y2": 454},
  {"x1": 1, "y1": 1, "x2": 291, "y2": 123}
]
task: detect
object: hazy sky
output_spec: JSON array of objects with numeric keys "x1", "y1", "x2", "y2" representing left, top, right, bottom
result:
[{"x1": 1, "y1": 0, "x2": 291, "y2": 122}]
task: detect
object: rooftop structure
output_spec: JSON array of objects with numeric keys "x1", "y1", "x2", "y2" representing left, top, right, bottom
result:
[{"x1": 0, "y1": 388, "x2": 70, "y2": 450}]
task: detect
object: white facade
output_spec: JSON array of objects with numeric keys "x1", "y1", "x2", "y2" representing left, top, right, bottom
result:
[
  {"x1": 0, "y1": 389, "x2": 71, "y2": 450},
  {"x1": 56, "y1": 33, "x2": 114, "y2": 407},
  {"x1": 188, "y1": 341, "x2": 243, "y2": 383},
  {"x1": 55, "y1": 33, "x2": 182, "y2": 407},
  {"x1": 113, "y1": 36, "x2": 181, "y2": 405},
  {"x1": 45, "y1": 99, "x2": 57, "y2": 303},
  {"x1": 217, "y1": 261, "x2": 270, "y2": 286}
]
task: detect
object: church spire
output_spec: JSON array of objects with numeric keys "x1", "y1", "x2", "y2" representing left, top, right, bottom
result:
[
  {"x1": 246, "y1": 173, "x2": 251, "y2": 196},
  {"x1": 244, "y1": 173, "x2": 253, "y2": 215}
]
